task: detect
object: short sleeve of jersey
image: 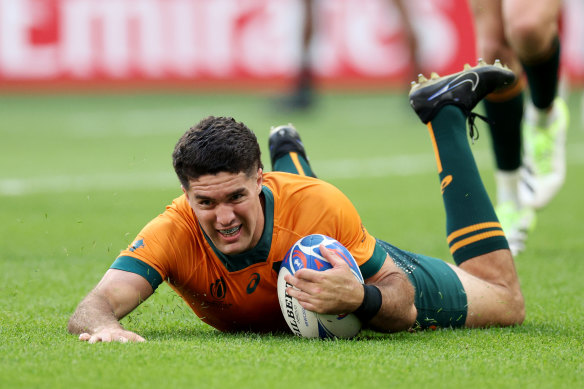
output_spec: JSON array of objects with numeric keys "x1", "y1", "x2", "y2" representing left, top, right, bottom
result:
[
  {"x1": 111, "y1": 254, "x2": 163, "y2": 290},
  {"x1": 362, "y1": 241, "x2": 389, "y2": 279},
  {"x1": 111, "y1": 196, "x2": 196, "y2": 290}
]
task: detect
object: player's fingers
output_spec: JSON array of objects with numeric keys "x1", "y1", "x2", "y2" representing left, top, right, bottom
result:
[
  {"x1": 125, "y1": 332, "x2": 146, "y2": 342},
  {"x1": 133, "y1": 334, "x2": 146, "y2": 342},
  {"x1": 88, "y1": 335, "x2": 101, "y2": 344},
  {"x1": 293, "y1": 268, "x2": 325, "y2": 282},
  {"x1": 101, "y1": 333, "x2": 113, "y2": 343},
  {"x1": 320, "y1": 245, "x2": 339, "y2": 265},
  {"x1": 78, "y1": 333, "x2": 91, "y2": 341},
  {"x1": 286, "y1": 284, "x2": 316, "y2": 303},
  {"x1": 290, "y1": 288, "x2": 331, "y2": 313},
  {"x1": 285, "y1": 285, "x2": 300, "y2": 299},
  {"x1": 283, "y1": 271, "x2": 307, "y2": 287},
  {"x1": 296, "y1": 299, "x2": 319, "y2": 313},
  {"x1": 116, "y1": 336, "x2": 129, "y2": 343},
  {"x1": 290, "y1": 270, "x2": 353, "y2": 301},
  {"x1": 320, "y1": 246, "x2": 348, "y2": 268},
  {"x1": 286, "y1": 282, "x2": 336, "y2": 313},
  {"x1": 284, "y1": 273, "x2": 322, "y2": 296}
]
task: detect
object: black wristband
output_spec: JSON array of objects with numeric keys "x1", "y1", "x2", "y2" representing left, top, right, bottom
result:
[{"x1": 353, "y1": 284, "x2": 382, "y2": 323}]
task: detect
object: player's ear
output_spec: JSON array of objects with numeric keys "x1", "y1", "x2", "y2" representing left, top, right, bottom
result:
[
  {"x1": 181, "y1": 184, "x2": 189, "y2": 200},
  {"x1": 256, "y1": 168, "x2": 263, "y2": 194}
]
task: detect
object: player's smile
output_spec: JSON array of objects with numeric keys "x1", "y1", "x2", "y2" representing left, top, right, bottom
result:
[
  {"x1": 219, "y1": 225, "x2": 241, "y2": 236},
  {"x1": 217, "y1": 224, "x2": 242, "y2": 242},
  {"x1": 183, "y1": 169, "x2": 264, "y2": 255}
]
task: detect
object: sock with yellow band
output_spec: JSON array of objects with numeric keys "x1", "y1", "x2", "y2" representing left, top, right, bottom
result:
[
  {"x1": 428, "y1": 105, "x2": 509, "y2": 264},
  {"x1": 272, "y1": 152, "x2": 316, "y2": 177},
  {"x1": 269, "y1": 124, "x2": 317, "y2": 177}
]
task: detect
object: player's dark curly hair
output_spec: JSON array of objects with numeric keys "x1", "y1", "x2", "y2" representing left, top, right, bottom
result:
[{"x1": 172, "y1": 116, "x2": 263, "y2": 188}]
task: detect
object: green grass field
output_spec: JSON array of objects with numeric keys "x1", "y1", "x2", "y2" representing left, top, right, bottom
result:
[{"x1": 1, "y1": 89, "x2": 583, "y2": 388}]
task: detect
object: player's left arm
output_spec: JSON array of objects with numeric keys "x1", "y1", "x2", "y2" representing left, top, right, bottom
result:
[
  {"x1": 284, "y1": 181, "x2": 416, "y2": 331},
  {"x1": 362, "y1": 253, "x2": 417, "y2": 332},
  {"x1": 285, "y1": 248, "x2": 416, "y2": 332}
]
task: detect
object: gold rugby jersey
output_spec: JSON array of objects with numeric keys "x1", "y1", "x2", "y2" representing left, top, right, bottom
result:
[{"x1": 112, "y1": 172, "x2": 386, "y2": 332}]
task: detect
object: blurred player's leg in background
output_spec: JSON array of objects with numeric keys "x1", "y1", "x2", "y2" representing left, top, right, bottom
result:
[
  {"x1": 469, "y1": 0, "x2": 569, "y2": 255},
  {"x1": 278, "y1": 0, "x2": 316, "y2": 111},
  {"x1": 391, "y1": 0, "x2": 422, "y2": 85},
  {"x1": 501, "y1": 0, "x2": 569, "y2": 210},
  {"x1": 278, "y1": 0, "x2": 422, "y2": 112},
  {"x1": 471, "y1": 0, "x2": 532, "y2": 255}
]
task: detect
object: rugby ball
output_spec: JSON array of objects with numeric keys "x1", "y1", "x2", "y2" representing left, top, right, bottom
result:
[{"x1": 277, "y1": 234, "x2": 364, "y2": 339}]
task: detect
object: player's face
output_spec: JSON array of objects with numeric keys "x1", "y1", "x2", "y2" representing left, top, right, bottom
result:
[{"x1": 183, "y1": 169, "x2": 264, "y2": 256}]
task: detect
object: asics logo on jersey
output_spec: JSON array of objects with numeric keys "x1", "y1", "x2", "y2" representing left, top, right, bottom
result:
[
  {"x1": 246, "y1": 273, "x2": 260, "y2": 294},
  {"x1": 210, "y1": 277, "x2": 227, "y2": 299},
  {"x1": 428, "y1": 72, "x2": 479, "y2": 101}
]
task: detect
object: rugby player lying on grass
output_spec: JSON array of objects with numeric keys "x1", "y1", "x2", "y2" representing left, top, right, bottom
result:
[{"x1": 68, "y1": 62, "x2": 525, "y2": 342}]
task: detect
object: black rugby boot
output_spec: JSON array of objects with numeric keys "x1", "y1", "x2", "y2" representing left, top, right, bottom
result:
[{"x1": 409, "y1": 59, "x2": 516, "y2": 124}]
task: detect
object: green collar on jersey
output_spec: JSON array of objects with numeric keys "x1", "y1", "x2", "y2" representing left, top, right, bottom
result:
[{"x1": 202, "y1": 186, "x2": 274, "y2": 272}]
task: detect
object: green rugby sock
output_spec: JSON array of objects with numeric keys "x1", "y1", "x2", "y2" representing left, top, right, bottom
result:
[
  {"x1": 522, "y1": 36, "x2": 560, "y2": 110},
  {"x1": 272, "y1": 152, "x2": 316, "y2": 177},
  {"x1": 427, "y1": 106, "x2": 509, "y2": 264},
  {"x1": 483, "y1": 93, "x2": 524, "y2": 171}
]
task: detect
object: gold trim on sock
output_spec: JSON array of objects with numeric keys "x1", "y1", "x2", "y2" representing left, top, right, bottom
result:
[
  {"x1": 447, "y1": 222, "x2": 503, "y2": 244},
  {"x1": 427, "y1": 123, "x2": 443, "y2": 174},
  {"x1": 449, "y1": 230, "x2": 506, "y2": 254},
  {"x1": 289, "y1": 152, "x2": 306, "y2": 176}
]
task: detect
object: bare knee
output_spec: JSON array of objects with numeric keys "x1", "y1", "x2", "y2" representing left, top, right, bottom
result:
[
  {"x1": 494, "y1": 280, "x2": 525, "y2": 326},
  {"x1": 504, "y1": 14, "x2": 558, "y2": 61},
  {"x1": 462, "y1": 279, "x2": 525, "y2": 328},
  {"x1": 507, "y1": 288, "x2": 525, "y2": 325},
  {"x1": 457, "y1": 250, "x2": 525, "y2": 327},
  {"x1": 459, "y1": 250, "x2": 519, "y2": 290}
]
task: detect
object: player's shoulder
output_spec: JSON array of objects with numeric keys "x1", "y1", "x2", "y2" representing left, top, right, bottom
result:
[
  {"x1": 144, "y1": 194, "x2": 196, "y2": 234},
  {"x1": 263, "y1": 171, "x2": 351, "y2": 211},
  {"x1": 262, "y1": 170, "x2": 316, "y2": 183},
  {"x1": 263, "y1": 171, "x2": 340, "y2": 194},
  {"x1": 167, "y1": 193, "x2": 191, "y2": 214}
]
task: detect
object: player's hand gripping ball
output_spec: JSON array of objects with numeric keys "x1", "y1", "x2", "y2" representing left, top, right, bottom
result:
[{"x1": 277, "y1": 234, "x2": 364, "y2": 339}]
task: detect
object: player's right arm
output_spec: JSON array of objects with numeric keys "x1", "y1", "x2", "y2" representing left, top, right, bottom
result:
[{"x1": 67, "y1": 268, "x2": 154, "y2": 343}]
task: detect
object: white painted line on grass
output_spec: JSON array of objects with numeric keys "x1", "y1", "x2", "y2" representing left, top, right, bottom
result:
[{"x1": 2, "y1": 144, "x2": 583, "y2": 196}]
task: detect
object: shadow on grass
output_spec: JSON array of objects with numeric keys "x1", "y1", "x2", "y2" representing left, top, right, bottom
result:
[
  {"x1": 142, "y1": 327, "x2": 293, "y2": 342},
  {"x1": 141, "y1": 326, "x2": 439, "y2": 345},
  {"x1": 136, "y1": 316, "x2": 580, "y2": 344}
]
